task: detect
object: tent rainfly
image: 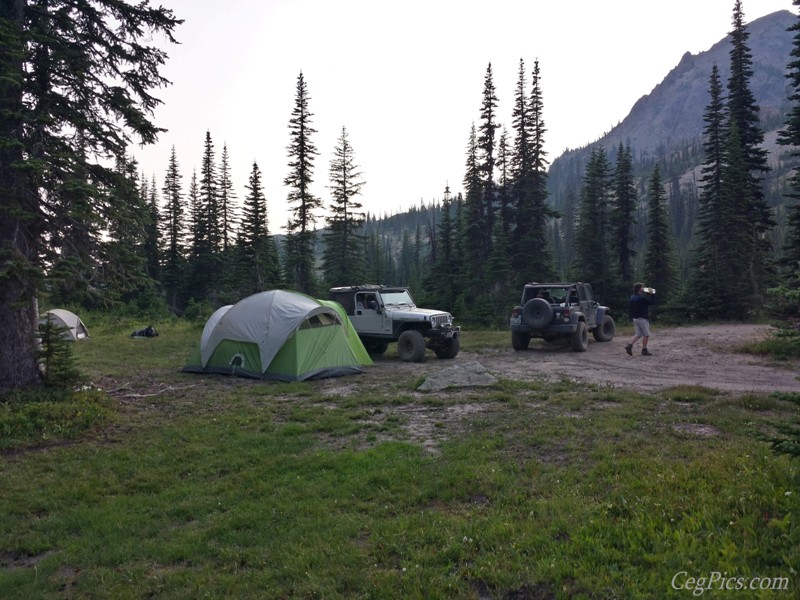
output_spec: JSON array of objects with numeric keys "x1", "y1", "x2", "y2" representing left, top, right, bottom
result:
[
  {"x1": 40, "y1": 309, "x2": 89, "y2": 341},
  {"x1": 183, "y1": 290, "x2": 372, "y2": 381}
]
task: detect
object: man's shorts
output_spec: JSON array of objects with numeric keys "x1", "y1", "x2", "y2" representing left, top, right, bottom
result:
[{"x1": 633, "y1": 318, "x2": 651, "y2": 337}]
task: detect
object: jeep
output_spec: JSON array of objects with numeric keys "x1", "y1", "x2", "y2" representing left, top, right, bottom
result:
[
  {"x1": 509, "y1": 282, "x2": 615, "y2": 351},
  {"x1": 328, "y1": 285, "x2": 461, "y2": 362}
]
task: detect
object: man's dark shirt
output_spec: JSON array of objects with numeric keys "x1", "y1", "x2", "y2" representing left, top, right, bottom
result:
[{"x1": 629, "y1": 293, "x2": 654, "y2": 320}]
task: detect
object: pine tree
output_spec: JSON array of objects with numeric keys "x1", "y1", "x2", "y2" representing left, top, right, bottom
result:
[
  {"x1": 322, "y1": 126, "x2": 365, "y2": 286},
  {"x1": 496, "y1": 127, "x2": 513, "y2": 237},
  {"x1": 199, "y1": 131, "x2": 220, "y2": 252},
  {"x1": 0, "y1": 1, "x2": 179, "y2": 390},
  {"x1": 725, "y1": 0, "x2": 774, "y2": 306},
  {"x1": 612, "y1": 143, "x2": 637, "y2": 284},
  {"x1": 160, "y1": 146, "x2": 185, "y2": 313},
  {"x1": 643, "y1": 165, "x2": 676, "y2": 308},
  {"x1": 46, "y1": 135, "x2": 100, "y2": 307},
  {"x1": 477, "y1": 63, "x2": 499, "y2": 251},
  {"x1": 144, "y1": 174, "x2": 161, "y2": 282},
  {"x1": 691, "y1": 65, "x2": 731, "y2": 317},
  {"x1": 463, "y1": 123, "x2": 485, "y2": 293},
  {"x1": 284, "y1": 72, "x2": 321, "y2": 294},
  {"x1": 218, "y1": 143, "x2": 237, "y2": 253},
  {"x1": 778, "y1": 0, "x2": 800, "y2": 284},
  {"x1": 99, "y1": 155, "x2": 157, "y2": 308},
  {"x1": 510, "y1": 59, "x2": 555, "y2": 284},
  {"x1": 238, "y1": 161, "x2": 281, "y2": 294},
  {"x1": 573, "y1": 148, "x2": 616, "y2": 300}
]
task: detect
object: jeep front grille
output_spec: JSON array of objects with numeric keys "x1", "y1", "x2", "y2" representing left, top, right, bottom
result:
[{"x1": 431, "y1": 314, "x2": 451, "y2": 328}]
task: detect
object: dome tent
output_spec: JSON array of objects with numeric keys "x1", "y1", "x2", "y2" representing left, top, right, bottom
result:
[
  {"x1": 40, "y1": 309, "x2": 89, "y2": 341},
  {"x1": 184, "y1": 290, "x2": 372, "y2": 381}
]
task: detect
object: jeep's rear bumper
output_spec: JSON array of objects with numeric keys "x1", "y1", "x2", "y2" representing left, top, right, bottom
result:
[{"x1": 510, "y1": 317, "x2": 576, "y2": 335}]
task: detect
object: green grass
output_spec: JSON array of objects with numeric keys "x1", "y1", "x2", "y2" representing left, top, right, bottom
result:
[
  {"x1": 739, "y1": 328, "x2": 800, "y2": 360},
  {"x1": 0, "y1": 321, "x2": 798, "y2": 598}
]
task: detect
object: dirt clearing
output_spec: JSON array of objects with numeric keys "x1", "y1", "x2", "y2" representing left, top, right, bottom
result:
[{"x1": 345, "y1": 324, "x2": 800, "y2": 395}]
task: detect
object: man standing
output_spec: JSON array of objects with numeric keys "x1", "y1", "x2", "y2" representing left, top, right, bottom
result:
[{"x1": 625, "y1": 283, "x2": 655, "y2": 356}]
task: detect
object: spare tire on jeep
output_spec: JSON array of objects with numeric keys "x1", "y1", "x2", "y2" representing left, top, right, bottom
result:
[{"x1": 523, "y1": 298, "x2": 552, "y2": 328}]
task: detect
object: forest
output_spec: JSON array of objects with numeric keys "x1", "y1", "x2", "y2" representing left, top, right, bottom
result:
[{"x1": 2, "y1": 0, "x2": 800, "y2": 393}]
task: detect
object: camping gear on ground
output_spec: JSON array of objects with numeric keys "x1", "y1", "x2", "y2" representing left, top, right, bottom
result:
[
  {"x1": 40, "y1": 309, "x2": 89, "y2": 341},
  {"x1": 183, "y1": 290, "x2": 372, "y2": 381},
  {"x1": 131, "y1": 326, "x2": 159, "y2": 338}
]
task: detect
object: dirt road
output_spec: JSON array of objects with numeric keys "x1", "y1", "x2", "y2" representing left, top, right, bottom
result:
[{"x1": 360, "y1": 324, "x2": 800, "y2": 395}]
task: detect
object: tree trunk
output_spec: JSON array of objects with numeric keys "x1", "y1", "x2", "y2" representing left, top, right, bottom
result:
[{"x1": 0, "y1": 0, "x2": 43, "y2": 393}]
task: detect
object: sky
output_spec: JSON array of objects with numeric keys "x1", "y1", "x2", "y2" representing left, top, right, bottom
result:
[{"x1": 133, "y1": 0, "x2": 796, "y2": 233}]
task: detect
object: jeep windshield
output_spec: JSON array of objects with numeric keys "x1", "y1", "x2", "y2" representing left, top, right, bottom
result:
[{"x1": 380, "y1": 290, "x2": 415, "y2": 306}]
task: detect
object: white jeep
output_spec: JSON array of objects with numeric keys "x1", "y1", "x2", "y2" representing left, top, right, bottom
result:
[{"x1": 328, "y1": 285, "x2": 461, "y2": 362}]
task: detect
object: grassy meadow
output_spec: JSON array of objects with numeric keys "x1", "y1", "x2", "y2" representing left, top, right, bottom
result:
[{"x1": 0, "y1": 320, "x2": 798, "y2": 598}]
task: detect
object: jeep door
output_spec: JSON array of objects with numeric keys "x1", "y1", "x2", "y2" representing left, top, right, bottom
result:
[
  {"x1": 352, "y1": 292, "x2": 390, "y2": 335},
  {"x1": 578, "y1": 285, "x2": 598, "y2": 327}
]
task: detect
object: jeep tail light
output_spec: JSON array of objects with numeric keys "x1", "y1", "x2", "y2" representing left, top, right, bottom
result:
[
  {"x1": 511, "y1": 306, "x2": 522, "y2": 317},
  {"x1": 562, "y1": 308, "x2": 570, "y2": 321}
]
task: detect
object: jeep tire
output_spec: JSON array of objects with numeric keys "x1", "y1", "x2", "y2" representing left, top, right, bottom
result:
[
  {"x1": 434, "y1": 336, "x2": 460, "y2": 359},
  {"x1": 571, "y1": 321, "x2": 589, "y2": 352},
  {"x1": 522, "y1": 298, "x2": 553, "y2": 328},
  {"x1": 511, "y1": 331, "x2": 531, "y2": 351},
  {"x1": 364, "y1": 340, "x2": 389, "y2": 355},
  {"x1": 397, "y1": 329, "x2": 426, "y2": 362},
  {"x1": 592, "y1": 315, "x2": 616, "y2": 342}
]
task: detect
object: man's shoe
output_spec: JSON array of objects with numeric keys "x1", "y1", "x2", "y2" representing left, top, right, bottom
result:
[
  {"x1": 625, "y1": 344, "x2": 633, "y2": 356},
  {"x1": 641, "y1": 348, "x2": 652, "y2": 356}
]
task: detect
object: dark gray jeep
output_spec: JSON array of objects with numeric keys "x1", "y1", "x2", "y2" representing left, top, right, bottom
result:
[
  {"x1": 509, "y1": 282, "x2": 615, "y2": 352},
  {"x1": 329, "y1": 285, "x2": 461, "y2": 362}
]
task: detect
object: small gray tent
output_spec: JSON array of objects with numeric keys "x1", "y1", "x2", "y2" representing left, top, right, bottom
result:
[
  {"x1": 40, "y1": 309, "x2": 89, "y2": 341},
  {"x1": 183, "y1": 290, "x2": 372, "y2": 381}
]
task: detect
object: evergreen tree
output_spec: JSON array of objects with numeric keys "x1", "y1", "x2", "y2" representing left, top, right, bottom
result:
[
  {"x1": 143, "y1": 174, "x2": 161, "y2": 282},
  {"x1": 199, "y1": 131, "x2": 220, "y2": 252},
  {"x1": 322, "y1": 126, "x2": 366, "y2": 286},
  {"x1": 284, "y1": 71, "x2": 321, "y2": 294},
  {"x1": 612, "y1": 143, "x2": 637, "y2": 284},
  {"x1": 46, "y1": 135, "x2": 101, "y2": 307},
  {"x1": 99, "y1": 155, "x2": 157, "y2": 308},
  {"x1": 496, "y1": 127, "x2": 513, "y2": 236},
  {"x1": 572, "y1": 148, "x2": 617, "y2": 301},
  {"x1": 510, "y1": 59, "x2": 555, "y2": 283},
  {"x1": 477, "y1": 63, "x2": 499, "y2": 251},
  {"x1": 218, "y1": 143, "x2": 237, "y2": 252},
  {"x1": 462, "y1": 122, "x2": 485, "y2": 293},
  {"x1": 691, "y1": 65, "x2": 733, "y2": 317},
  {"x1": 0, "y1": 0, "x2": 179, "y2": 390},
  {"x1": 725, "y1": 0, "x2": 774, "y2": 306},
  {"x1": 238, "y1": 161, "x2": 281, "y2": 294},
  {"x1": 778, "y1": 0, "x2": 800, "y2": 284},
  {"x1": 643, "y1": 165, "x2": 676, "y2": 307},
  {"x1": 160, "y1": 146, "x2": 185, "y2": 313},
  {"x1": 526, "y1": 60, "x2": 556, "y2": 280}
]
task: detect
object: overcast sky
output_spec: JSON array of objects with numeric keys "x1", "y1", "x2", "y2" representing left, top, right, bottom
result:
[{"x1": 133, "y1": 0, "x2": 796, "y2": 233}]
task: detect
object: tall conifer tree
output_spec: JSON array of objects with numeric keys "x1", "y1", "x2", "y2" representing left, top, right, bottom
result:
[
  {"x1": 726, "y1": 0, "x2": 774, "y2": 306},
  {"x1": 238, "y1": 161, "x2": 281, "y2": 293},
  {"x1": 778, "y1": 0, "x2": 800, "y2": 284},
  {"x1": 573, "y1": 148, "x2": 616, "y2": 300},
  {"x1": 284, "y1": 71, "x2": 320, "y2": 294},
  {"x1": 323, "y1": 126, "x2": 366, "y2": 286},
  {"x1": 691, "y1": 65, "x2": 731, "y2": 316},
  {"x1": 160, "y1": 146, "x2": 185, "y2": 313},
  {"x1": 218, "y1": 143, "x2": 237, "y2": 252},
  {"x1": 0, "y1": 0, "x2": 180, "y2": 390},
  {"x1": 643, "y1": 165, "x2": 676, "y2": 306},
  {"x1": 612, "y1": 143, "x2": 637, "y2": 284}
]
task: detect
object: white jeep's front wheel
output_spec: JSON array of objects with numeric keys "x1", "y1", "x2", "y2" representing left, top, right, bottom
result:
[{"x1": 397, "y1": 330, "x2": 426, "y2": 362}]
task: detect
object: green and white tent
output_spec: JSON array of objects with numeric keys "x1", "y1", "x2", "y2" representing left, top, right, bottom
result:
[{"x1": 184, "y1": 290, "x2": 372, "y2": 381}]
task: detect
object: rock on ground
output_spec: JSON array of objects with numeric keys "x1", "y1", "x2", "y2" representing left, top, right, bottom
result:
[{"x1": 418, "y1": 361, "x2": 497, "y2": 392}]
